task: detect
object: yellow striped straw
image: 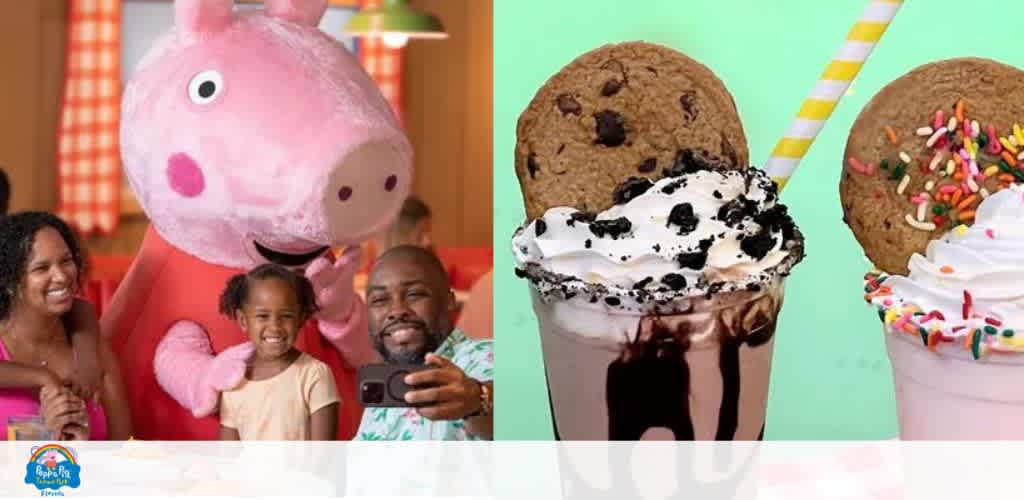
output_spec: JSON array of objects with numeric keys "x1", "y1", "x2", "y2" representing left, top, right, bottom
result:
[{"x1": 765, "y1": 0, "x2": 904, "y2": 191}]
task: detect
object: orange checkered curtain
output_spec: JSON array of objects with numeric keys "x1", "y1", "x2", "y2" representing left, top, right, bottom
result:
[
  {"x1": 358, "y1": 0, "x2": 404, "y2": 125},
  {"x1": 56, "y1": 0, "x2": 122, "y2": 236}
]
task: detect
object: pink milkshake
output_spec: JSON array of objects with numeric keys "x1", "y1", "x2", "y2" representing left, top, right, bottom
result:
[{"x1": 865, "y1": 185, "x2": 1024, "y2": 440}]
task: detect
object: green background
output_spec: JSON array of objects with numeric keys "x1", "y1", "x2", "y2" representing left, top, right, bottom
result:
[{"x1": 493, "y1": 0, "x2": 1024, "y2": 439}]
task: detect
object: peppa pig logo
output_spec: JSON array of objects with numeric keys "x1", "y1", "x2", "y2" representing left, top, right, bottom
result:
[{"x1": 24, "y1": 444, "x2": 81, "y2": 495}]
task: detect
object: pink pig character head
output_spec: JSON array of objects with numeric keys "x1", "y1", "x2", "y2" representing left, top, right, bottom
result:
[
  {"x1": 120, "y1": 0, "x2": 413, "y2": 269},
  {"x1": 40, "y1": 451, "x2": 58, "y2": 468}
]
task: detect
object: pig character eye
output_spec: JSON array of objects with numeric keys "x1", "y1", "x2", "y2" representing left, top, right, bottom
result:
[{"x1": 188, "y1": 70, "x2": 224, "y2": 105}]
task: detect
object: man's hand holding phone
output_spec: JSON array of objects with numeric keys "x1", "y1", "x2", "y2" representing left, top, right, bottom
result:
[{"x1": 402, "y1": 354, "x2": 484, "y2": 421}]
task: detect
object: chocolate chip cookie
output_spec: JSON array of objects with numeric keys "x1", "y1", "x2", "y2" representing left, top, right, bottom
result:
[
  {"x1": 840, "y1": 57, "x2": 1024, "y2": 275},
  {"x1": 515, "y1": 41, "x2": 749, "y2": 221}
]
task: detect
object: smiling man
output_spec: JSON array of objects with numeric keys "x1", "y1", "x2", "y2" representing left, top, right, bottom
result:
[{"x1": 357, "y1": 246, "x2": 493, "y2": 441}]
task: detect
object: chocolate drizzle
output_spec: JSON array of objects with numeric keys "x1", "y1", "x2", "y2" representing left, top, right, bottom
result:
[
  {"x1": 605, "y1": 292, "x2": 779, "y2": 441},
  {"x1": 715, "y1": 337, "x2": 741, "y2": 440},
  {"x1": 606, "y1": 320, "x2": 694, "y2": 440},
  {"x1": 544, "y1": 367, "x2": 562, "y2": 441}
]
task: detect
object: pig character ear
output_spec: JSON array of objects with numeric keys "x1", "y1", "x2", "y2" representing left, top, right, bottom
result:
[
  {"x1": 265, "y1": 0, "x2": 328, "y2": 27},
  {"x1": 175, "y1": 0, "x2": 235, "y2": 34}
]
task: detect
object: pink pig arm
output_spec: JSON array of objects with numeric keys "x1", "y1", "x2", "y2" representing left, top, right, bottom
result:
[
  {"x1": 154, "y1": 321, "x2": 254, "y2": 418},
  {"x1": 306, "y1": 248, "x2": 380, "y2": 368},
  {"x1": 317, "y1": 294, "x2": 380, "y2": 368}
]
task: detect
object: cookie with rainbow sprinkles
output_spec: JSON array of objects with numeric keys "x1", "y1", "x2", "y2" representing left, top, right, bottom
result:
[{"x1": 840, "y1": 58, "x2": 1024, "y2": 275}]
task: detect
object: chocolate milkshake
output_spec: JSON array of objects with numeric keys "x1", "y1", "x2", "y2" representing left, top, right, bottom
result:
[{"x1": 513, "y1": 163, "x2": 804, "y2": 440}]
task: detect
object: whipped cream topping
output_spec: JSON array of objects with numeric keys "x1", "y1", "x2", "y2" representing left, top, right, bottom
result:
[
  {"x1": 866, "y1": 185, "x2": 1024, "y2": 358},
  {"x1": 512, "y1": 166, "x2": 804, "y2": 312}
]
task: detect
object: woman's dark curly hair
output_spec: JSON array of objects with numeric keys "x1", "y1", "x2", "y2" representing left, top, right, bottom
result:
[
  {"x1": 0, "y1": 212, "x2": 86, "y2": 320},
  {"x1": 0, "y1": 168, "x2": 10, "y2": 215},
  {"x1": 218, "y1": 263, "x2": 320, "y2": 320}
]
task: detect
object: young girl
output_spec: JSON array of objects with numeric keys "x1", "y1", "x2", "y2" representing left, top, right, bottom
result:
[{"x1": 217, "y1": 264, "x2": 340, "y2": 441}]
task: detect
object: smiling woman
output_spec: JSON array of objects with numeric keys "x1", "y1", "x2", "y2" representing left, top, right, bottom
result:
[{"x1": 0, "y1": 212, "x2": 132, "y2": 441}]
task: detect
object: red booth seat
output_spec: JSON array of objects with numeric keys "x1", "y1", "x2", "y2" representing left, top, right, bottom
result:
[
  {"x1": 434, "y1": 246, "x2": 493, "y2": 291},
  {"x1": 82, "y1": 254, "x2": 135, "y2": 317}
]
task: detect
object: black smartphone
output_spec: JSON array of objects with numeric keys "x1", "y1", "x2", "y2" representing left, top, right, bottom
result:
[{"x1": 357, "y1": 363, "x2": 431, "y2": 407}]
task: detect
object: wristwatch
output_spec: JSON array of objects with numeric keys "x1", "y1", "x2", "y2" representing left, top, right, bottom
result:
[{"x1": 463, "y1": 380, "x2": 492, "y2": 419}]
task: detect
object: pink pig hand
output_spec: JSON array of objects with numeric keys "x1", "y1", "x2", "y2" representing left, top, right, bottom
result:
[
  {"x1": 206, "y1": 342, "x2": 256, "y2": 391},
  {"x1": 305, "y1": 246, "x2": 361, "y2": 324},
  {"x1": 192, "y1": 341, "x2": 255, "y2": 417},
  {"x1": 155, "y1": 322, "x2": 254, "y2": 418},
  {"x1": 307, "y1": 246, "x2": 380, "y2": 367}
]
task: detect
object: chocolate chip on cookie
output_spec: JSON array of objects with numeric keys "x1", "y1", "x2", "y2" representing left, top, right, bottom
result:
[
  {"x1": 594, "y1": 110, "x2": 627, "y2": 147},
  {"x1": 638, "y1": 158, "x2": 657, "y2": 173},
  {"x1": 556, "y1": 94, "x2": 582, "y2": 115},
  {"x1": 602, "y1": 79, "x2": 623, "y2": 97},
  {"x1": 680, "y1": 90, "x2": 698, "y2": 123},
  {"x1": 664, "y1": 148, "x2": 728, "y2": 177},
  {"x1": 601, "y1": 59, "x2": 625, "y2": 74},
  {"x1": 527, "y1": 153, "x2": 539, "y2": 179}
]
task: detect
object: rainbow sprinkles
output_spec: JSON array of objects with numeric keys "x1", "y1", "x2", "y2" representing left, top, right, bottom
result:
[
  {"x1": 860, "y1": 181, "x2": 1024, "y2": 361},
  {"x1": 865, "y1": 271, "x2": 1024, "y2": 360},
  {"x1": 848, "y1": 99, "x2": 1024, "y2": 232}
]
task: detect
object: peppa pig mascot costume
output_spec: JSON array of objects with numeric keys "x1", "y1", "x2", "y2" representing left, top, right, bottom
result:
[{"x1": 100, "y1": 0, "x2": 412, "y2": 440}]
